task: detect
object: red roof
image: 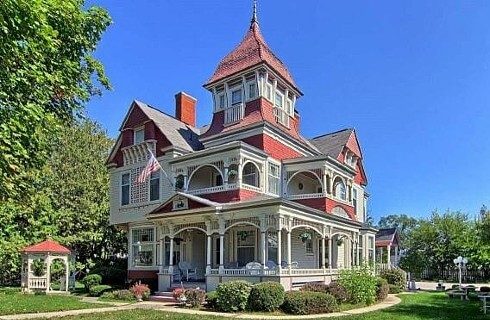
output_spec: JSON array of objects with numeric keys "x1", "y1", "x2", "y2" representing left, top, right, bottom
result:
[
  {"x1": 205, "y1": 21, "x2": 299, "y2": 91},
  {"x1": 22, "y1": 239, "x2": 71, "y2": 254}
]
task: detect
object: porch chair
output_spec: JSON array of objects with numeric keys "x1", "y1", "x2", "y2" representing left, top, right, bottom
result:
[
  {"x1": 178, "y1": 261, "x2": 197, "y2": 281},
  {"x1": 266, "y1": 260, "x2": 277, "y2": 269},
  {"x1": 281, "y1": 261, "x2": 299, "y2": 269},
  {"x1": 245, "y1": 261, "x2": 262, "y2": 275},
  {"x1": 172, "y1": 266, "x2": 182, "y2": 282}
]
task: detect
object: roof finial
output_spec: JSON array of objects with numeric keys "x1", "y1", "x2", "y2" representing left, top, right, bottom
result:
[{"x1": 251, "y1": 0, "x2": 258, "y2": 27}]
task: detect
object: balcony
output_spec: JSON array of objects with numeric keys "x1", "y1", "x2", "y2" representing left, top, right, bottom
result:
[
  {"x1": 286, "y1": 171, "x2": 324, "y2": 200},
  {"x1": 224, "y1": 103, "x2": 244, "y2": 125}
]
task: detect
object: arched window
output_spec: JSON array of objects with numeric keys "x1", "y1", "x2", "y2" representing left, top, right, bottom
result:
[
  {"x1": 334, "y1": 178, "x2": 346, "y2": 200},
  {"x1": 242, "y1": 162, "x2": 260, "y2": 187}
]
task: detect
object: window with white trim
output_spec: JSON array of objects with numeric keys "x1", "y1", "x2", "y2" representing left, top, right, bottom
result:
[
  {"x1": 358, "y1": 234, "x2": 364, "y2": 264},
  {"x1": 247, "y1": 82, "x2": 256, "y2": 100},
  {"x1": 353, "y1": 188, "x2": 358, "y2": 212},
  {"x1": 218, "y1": 93, "x2": 226, "y2": 109},
  {"x1": 287, "y1": 99, "x2": 293, "y2": 115},
  {"x1": 334, "y1": 178, "x2": 346, "y2": 201},
  {"x1": 149, "y1": 171, "x2": 160, "y2": 201},
  {"x1": 231, "y1": 88, "x2": 242, "y2": 105},
  {"x1": 267, "y1": 163, "x2": 280, "y2": 195},
  {"x1": 265, "y1": 84, "x2": 273, "y2": 101},
  {"x1": 134, "y1": 128, "x2": 145, "y2": 144},
  {"x1": 131, "y1": 228, "x2": 156, "y2": 267},
  {"x1": 274, "y1": 91, "x2": 289, "y2": 127},
  {"x1": 242, "y1": 162, "x2": 260, "y2": 187},
  {"x1": 121, "y1": 173, "x2": 130, "y2": 206}
]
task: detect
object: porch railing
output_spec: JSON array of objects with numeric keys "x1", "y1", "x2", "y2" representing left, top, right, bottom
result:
[
  {"x1": 224, "y1": 104, "x2": 244, "y2": 125},
  {"x1": 187, "y1": 185, "x2": 226, "y2": 195},
  {"x1": 29, "y1": 277, "x2": 47, "y2": 289},
  {"x1": 207, "y1": 268, "x2": 341, "y2": 277},
  {"x1": 287, "y1": 193, "x2": 325, "y2": 200}
]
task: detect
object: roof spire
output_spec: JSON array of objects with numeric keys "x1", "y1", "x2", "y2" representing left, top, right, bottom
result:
[{"x1": 251, "y1": 0, "x2": 258, "y2": 27}]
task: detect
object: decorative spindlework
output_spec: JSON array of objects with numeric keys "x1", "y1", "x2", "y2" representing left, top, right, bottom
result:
[
  {"x1": 130, "y1": 166, "x2": 148, "y2": 204},
  {"x1": 172, "y1": 196, "x2": 188, "y2": 211},
  {"x1": 122, "y1": 141, "x2": 156, "y2": 166}
]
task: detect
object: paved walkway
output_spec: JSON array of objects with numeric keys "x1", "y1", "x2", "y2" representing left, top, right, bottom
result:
[{"x1": 0, "y1": 295, "x2": 401, "y2": 320}]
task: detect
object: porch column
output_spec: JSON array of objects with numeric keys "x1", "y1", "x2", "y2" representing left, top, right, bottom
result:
[
  {"x1": 206, "y1": 235, "x2": 212, "y2": 274},
  {"x1": 261, "y1": 230, "x2": 267, "y2": 267},
  {"x1": 322, "y1": 169, "x2": 327, "y2": 195},
  {"x1": 321, "y1": 236, "x2": 326, "y2": 270},
  {"x1": 387, "y1": 245, "x2": 391, "y2": 268},
  {"x1": 379, "y1": 247, "x2": 383, "y2": 264},
  {"x1": 168, "y1": 237, "x2": 174, "y2": 274},
  {"x1": 356, "y1": 240, "x2": 360, "y2": 266},
  {"x1": 328, "y1": 237, "x2": 333, "y2": 272},
  {"x1": 46, "y1": 256, "x2": 51, "y2": 293},
  {"x1": 219, "y1": 233, "x2": 224, "y2": 273},
  {"x1": 277, "y1": 229, "x2": 282, "y2": 270},
  {"x1": 158, "y1": 236, "x2": 164, "y2": 273},
  {"x1": 394, "y1": 246, "x2": 399, "y2": 266},
  {"x1": 287, "y1": 230, "x2": 292, "y2": 273}
]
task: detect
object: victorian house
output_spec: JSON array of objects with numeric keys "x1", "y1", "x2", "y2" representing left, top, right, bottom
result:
[{"x1": 107, "y1": 8, "x2": 377, "y2": 292}]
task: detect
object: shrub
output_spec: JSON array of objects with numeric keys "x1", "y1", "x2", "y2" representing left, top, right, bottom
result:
[
  {"x1": 172, "y1": 287, "x2": 185, "y2": 301},
  {"x1": 216, "y1": 280, "x2": 252, "y2": 312},
  {"x1": 480, "y1": 286, "x2": 490, "y2": 292},
  {"x1": 0, "y1": 287, "x2": 21, "y2": 295},
  {"x1": 376, "y1": 278, "x2": 389, "y2": 301},
  {"x1": 380, "y1": 268, "x2": 406, "y2": 292},
  {"x1": 300, "y1": 282, "x2": 329, "y2": 294},
  {"x1": 89, "y1": 284, "x2": 112, "y2": 297},
  {"x1": 281, "y1": 291, "x2": 338, "y2": 315},
  {"x1": 100, "y1": 289, "x2": 135, "y2": 301},
  {"x1": 327, "y1": 281, "x2": 350, "y2": 303},
  {"x1": 185, "y1": 288, "x2": 206, "y2": 308},
  {"x1": 389, "y1": 284, "x2": 402, "y2": 294},
  {"x1": 100, "y1": 291, "x2": 115, "y2": 300},
  {"x1": 247, "y1": 282, "x2": 285, "y2": 312},
  {"x1": 82, "y1": 274, "x2": 102, "y2": 290},
  {"x1": 130, "y1": 282, "x2": 150, "y2": 301},
  {"x1": 205, "y1": 291, "x2": 218, "y2": 310},
  {"x1": 338, "y1": 265, "x2": 377, "y2": 305}
]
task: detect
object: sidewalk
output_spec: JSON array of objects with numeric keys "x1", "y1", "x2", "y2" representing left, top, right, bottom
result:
[{"x1": 0, "y1": 295, "x2": 401, "y2": 320}]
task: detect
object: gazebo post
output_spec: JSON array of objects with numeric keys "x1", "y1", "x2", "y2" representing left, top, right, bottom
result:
[
  {"x1": 45, "y1": 254, "x2": 51, "y2": 293},
  {"x1": 65, "y1": 256, "x2": 70, "y2": 292},
  {"x1": 26, "y1": 255, "x2": 31, "y2": 292}
]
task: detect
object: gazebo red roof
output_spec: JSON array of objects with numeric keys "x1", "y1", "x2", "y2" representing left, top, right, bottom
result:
[
  {"x1": 205, "y1": 20, "x2": 300, "y2": 92},
  {"x1": 22, "y1": 239, "x2": 71, "y2": 254}
]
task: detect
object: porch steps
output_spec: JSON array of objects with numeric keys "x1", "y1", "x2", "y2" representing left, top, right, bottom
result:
[{"x1": 150, "y1": 291, "x2": 176, "y2": 303}]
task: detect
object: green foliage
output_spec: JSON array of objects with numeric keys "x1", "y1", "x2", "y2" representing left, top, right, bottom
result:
[
  {"x1": 0, "y1": 287, "x2": 21, "y2": 295},
  {"x1": 89, "y1": 284, "x2": 112, "y2": 297},
  {"x1": 82, "y1": 274, "x2": 102, "y2": 290},
  {"x1": 31, "y1": 258, "x2": 46, "y2": 277},
  {"x1": 376, "y1": 277, "x2": 389, "y2": 301},
  {"x1": 326, "y1": 281, "x2": 350, "y2": 303},
  {"x1": 184, "y1": 289, "x2": 206, "y2": 308},
  {"x1": 300, "y1": 282, "x2": 329, "y2": 294},
  {"x1": 389, "y1": 284, "x2": 402, "y2": 294},
  {"x1": 380, "y1": 268, "x2": 406, "y2": 292},
  {"x1": 338, "y1": 265, "x2": 377, "y2": 305},
  {"x1": 281, "y1": 291, "x2": 338, "y2": 315},
  {"x1": 377, "y1": 214, "x2": 419, "y2": 247},
  {"x1": 247, "y1": 282, "x2": 285, "y2": 312},
  {"x1": 205, "y1": 291, "x2": 218, "y2": 310},
  {"x1": 216, "y1": 281, "x2": 252, "y2": 312},
  {"x1": 0, "y1": 0, "x2": 111, "y2": 199}
]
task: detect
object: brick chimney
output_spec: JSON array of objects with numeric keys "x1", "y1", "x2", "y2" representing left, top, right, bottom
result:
[{"x1": 175, "y1": 92, "x2": 197, "y2": 127}]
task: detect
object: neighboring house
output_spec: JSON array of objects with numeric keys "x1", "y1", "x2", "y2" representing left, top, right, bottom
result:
[
  {"x1": 107, "y1": 9, "x2": 377, "y2": 292},
  {"x1": 375, "y1": 228, "x2": 401, "y2": 269}
]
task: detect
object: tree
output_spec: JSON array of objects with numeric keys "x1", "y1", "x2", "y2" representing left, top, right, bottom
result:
[
  {"x1": 0, "y1": 119, "x2": 125, "y2": 285},
  {"x1": 0, "y1": 0, "x2": 111, "y2": 199}
]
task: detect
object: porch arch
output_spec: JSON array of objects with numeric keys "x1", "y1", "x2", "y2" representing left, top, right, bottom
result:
[
  {"x1": 241, "y1": 161, "x2": 260, "y2": 188},
  {"x1": 187, "y1": 164, "x2": 223, "y2": 190},
  {"x1": 290, "y1": 224, "x2": 323, "y2": 237},
  {"x1": 172, "y1": 226, "x2": 207, "y2": 238},
  {"x1": 287, "y1": 170, "x2": 323, "y2": 195}
]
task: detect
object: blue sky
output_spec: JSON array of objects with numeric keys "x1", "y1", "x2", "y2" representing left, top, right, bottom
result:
[{"x1": 85, "y1": 1, "x2": 490, "y2": 222}]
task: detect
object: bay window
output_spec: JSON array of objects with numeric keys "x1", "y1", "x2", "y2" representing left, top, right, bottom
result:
[
  {"x1": 131, "y1": 228, "x2": 156, "y2": 267},
  {"x1": 231, "y1": 88, "x2": 242, "y2": 105}
]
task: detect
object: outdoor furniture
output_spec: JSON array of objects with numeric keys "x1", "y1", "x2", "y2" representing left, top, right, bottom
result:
[
  {"x1": 478, "y1": 294, "x2": 489, "y2": 315},
  {"x1": 446, "y1": 289, "x2": 468, "y2": 300},
  {"x1": 280, "y1": 261, "x2": 299, "y2": 269},
  {"x1": 172, "y1": 266, "x2": 182, "y2": 282},
  {"x1": 245, "y1": 262, "x2": 262, "y2": 275},
  {"x1": 266, "y1": 260, "x2": 277, "y2": 269},
  {"x1": 224, "y1": 261, "x2": 238, "y2": 268},
  {"x1": 178, "y1": 261, "x2": 197, "y2": 281},
  {"x1": 436, "y1": 280, "x2": 445, "y2": 291}
]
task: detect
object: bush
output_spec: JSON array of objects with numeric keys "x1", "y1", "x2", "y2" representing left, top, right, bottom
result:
[
  {"x1": 376, "y1": 278, "x2": 389, "y2": 301},
  {"x1": 0, "y1": 287, "x2": 21, "y2": 295},
  {"x1": 172, "y1": 288, "x2": 185, "y2": 301},
  {"x1": 380, "y1": 268, "x2": 406, "y2": 292},
  {"x1": 216, "y1": 280, "x2": 252, "y2": 312},
  {"x1": 82, "y1": 274, "x2": 102, "y2": 291},
  {"x1": 389, "y1": 284, "x2": 402, "y2": 294},
  {"x1": 185, "y1": 288, "x2": 206, "y2": 308},
  {"x1": 129, "y1": 283, "x2": 150, "y2": 301},
  {"x1": 89, "y1": 284, "x2": 112, "y2": 297},
  {"x1": 100, "y1": 289, "x2": 135, "y2": 301},
  {"x1": 300, "y1": 282, "x2": 329, "y2": 294},
  {"x1": 480, "y1": 286, "x2": 490, "y2": 292},
  {"x1": 205, "y1": 291, "x2": 218, "y2": 310},
  {"x1": 281, "y1": 291, "x2": 338, "y2": 315},
  {"x1": 247, "y1": 282, "x2": 285, "y2": 312},
  {"x1": 327, "y1": 281, "x2": 350, "y2": 303},
  {"x1": 338, "y1": 265, "x2": 377, "y2": 305}
]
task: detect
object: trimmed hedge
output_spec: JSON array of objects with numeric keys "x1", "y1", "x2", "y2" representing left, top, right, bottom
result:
[
  {"x1": 389, "y1": 284, "x2": 402, "y2": 294},
  {"x1": 89, "y1": 284, "x2": 112, "y2": 297},
  {"x1": 380, "y1": 268, "x2": 406, "y2": 292},
  {"x1": 281, "y1": 291, "x2": 338, "y2": 315},
  {"x1": 216, "y1": 281, "x2": 252, "y2": 312},
  {"x1": 376, "y1": 278, "x2": 389, "y2": 301},
  {"x1": 100, "y1": 289, "x2": 135, "y2": 301},
  {"x1": 82, "y1": 274, "x2": 102, "y2": 291},
  {"x1": 327, "y1": 282, "x2": 350, "y2": 303},
  {"x1": 247, "y1": 282, "x2": 285, "y2": 312},
  {"x1": 300, "y1": 282, "x2": 329, "y2": 294}
]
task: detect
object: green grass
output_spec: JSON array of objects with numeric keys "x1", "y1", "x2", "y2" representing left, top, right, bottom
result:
[
  {"x1": 0, "y1": 293, "x2": 109, "y2": 316},
  {"x1": 36, "y1": 292, "x2": 488, "y2": 319}
]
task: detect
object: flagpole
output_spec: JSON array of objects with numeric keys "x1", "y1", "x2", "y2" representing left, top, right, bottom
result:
[{"x1": 146, "y1": 145, "x2": 174, "y2": 187}]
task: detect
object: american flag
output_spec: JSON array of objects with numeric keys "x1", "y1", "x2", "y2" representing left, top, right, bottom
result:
[{"x1": 136, "y1": 153, "x2": 161, "y2": 184}]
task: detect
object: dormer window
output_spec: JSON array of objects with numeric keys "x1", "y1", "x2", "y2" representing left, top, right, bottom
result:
[
  {"x1": 218, "y1": 93, "x2": 226, "y2": 109},
  {"x1": 265, "y1": 84, "x2": 273, "y2": 101},
  {"x1": 231, "y1": 88, "x2": 242, "y2": 105},
  {"x1": 247, "y1": 82, "x2": 256, "y2": 100},
  {"x1": 274, "y1": 91, "x2": 284, "y2": 109},
  {"x1": 134, "y1": 127, "x2": 145, "y2": 144}
]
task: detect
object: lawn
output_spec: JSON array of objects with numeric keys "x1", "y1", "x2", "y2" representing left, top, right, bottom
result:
[
  {"x1": 36, "y1": 292, "x2": 487, "y2": 319},
  {"x1": 0, "y1": 293, "x2": 109, "y2": 316}
]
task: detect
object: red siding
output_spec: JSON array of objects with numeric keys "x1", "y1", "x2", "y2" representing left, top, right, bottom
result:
[
  {"x1": 326, "y1": 199, "x2": 357, "y2": 221},
  {"x1": 293, "y1": 197, "x2": 357, "y2": 221},
  {"x1": 200, "y1": 188, "x2": 261, "y2": 203},
  {"x1": 294, "y1": 198, "x2": 327, "y2": 211},
  {"x1": 262, "y1": 134, "x2": 302, "y2": 160}
]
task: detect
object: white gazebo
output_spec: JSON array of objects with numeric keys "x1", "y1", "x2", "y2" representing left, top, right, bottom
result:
[{"x1": 21, "y1": 239, "x2": 71, "y2": 293}]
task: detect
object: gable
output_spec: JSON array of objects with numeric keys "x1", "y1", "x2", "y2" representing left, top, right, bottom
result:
[{"x1": 148, "y1": 193, "x2": 219, "y2": 215}]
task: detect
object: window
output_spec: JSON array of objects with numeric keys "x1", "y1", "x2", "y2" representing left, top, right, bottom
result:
[
  {"x1": 134, "y1": 128, "x2": 145, "y2": 144},
  {"x1": 267, "y1": 163, "x2": 280, "y2": 195},
  {"x1": 334, "y1": 178, "x2": 346, "y2": 201},
  {"x1": 242, "y1": 162, "x2": 260, "y2": 187},
  {"x1": 353, "y1": 188, "x2": 358, "y2": 212},
  {"x1": 305, "y1": 238, "x2": 314, "y2": 254},
  {"x1": 237, "y1": 229, "x2": 255, "y2": 267},
  {"x1": 358, "y1": 235, "x2": 364, "y2": 264},
  {"x1": 248, "y1": 82, "x2": 256, "y2": 99},
  {"x1": 287, "y1": 99, "x2": 293, "y2": 115},
  {"x1": 121, "y1": 173, "x2": 130, "y2": 206},
  {"x1": 149, "y1": 171, "x2": 160, "y2": 201},
  {"x1": 231, "y1": 88, "x2": 242, "y2": 105},
  {"x1": 218, "y1": 94, "x2": 226, "y2": 109},
  {"x1": 275, "y1": 91, "x2": 284, "y2": 109},
  {"x1": 132, "y1": 228, "x2": 155, "y2": 267},
  {"x1": 265, "y1": 84, "x2": 273, "y2": 101},
  {"x1": 267, "y1": 231, "x2": 278, "y2": 263}
]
